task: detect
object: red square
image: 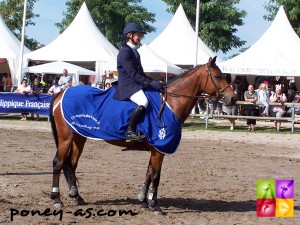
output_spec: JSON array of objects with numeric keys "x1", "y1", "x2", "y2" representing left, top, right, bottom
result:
[{"x1": 257, "y1": 198, "x2": 275, "y2": 217}]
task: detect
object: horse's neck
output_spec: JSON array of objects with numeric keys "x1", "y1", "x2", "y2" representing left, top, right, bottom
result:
[{"x1": 166, "y1": 71, "x2": 202, "y2": 123}]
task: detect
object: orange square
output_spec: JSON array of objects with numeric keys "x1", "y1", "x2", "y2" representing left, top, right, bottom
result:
[{"x1": 275, "y1": 199, "x2": 294, "y2": 217}]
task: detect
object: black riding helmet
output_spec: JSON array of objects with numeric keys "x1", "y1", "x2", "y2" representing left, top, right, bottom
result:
[{"x1": 123, "y1": 22, "x2": 146, "y2": 36}]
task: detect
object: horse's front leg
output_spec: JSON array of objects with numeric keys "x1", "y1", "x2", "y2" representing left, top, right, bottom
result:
[
  {"x1": 63, "y1": 135, "x2": 86, "y2": 205},
  {"x1": 138, "y1": 161, "x2": 152, "y2": 210},
  {"x1": 145, "y1": 147, "x2": 165, "y2": 215}
]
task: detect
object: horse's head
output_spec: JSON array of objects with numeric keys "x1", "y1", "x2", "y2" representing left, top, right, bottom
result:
[{"x1": 199, "y1": 56, "x2": 237, "y2": 106}]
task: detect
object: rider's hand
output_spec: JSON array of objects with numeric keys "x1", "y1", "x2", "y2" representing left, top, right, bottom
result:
[{"x1": 150, "y1": 80, "x2": 165, "y2": 91}]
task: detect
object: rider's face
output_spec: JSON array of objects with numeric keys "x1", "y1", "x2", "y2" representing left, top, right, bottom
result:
[{"x1": 129, "y1": 32, "x2": 143, "y2": 45}]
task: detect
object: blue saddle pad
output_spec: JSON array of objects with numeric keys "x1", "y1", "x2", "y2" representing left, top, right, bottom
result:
[{"x1": 61, "y1": 85, "x2": 182, "y2": 154}]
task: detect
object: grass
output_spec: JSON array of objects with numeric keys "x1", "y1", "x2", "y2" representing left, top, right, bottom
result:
[{"x1": 183, "y1": 117, "x2": 300, "y2": 134}]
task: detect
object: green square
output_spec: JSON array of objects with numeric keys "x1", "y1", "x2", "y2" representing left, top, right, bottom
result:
[{"x1": 256, "y1": 180, "x2": 276, "y2": 199}]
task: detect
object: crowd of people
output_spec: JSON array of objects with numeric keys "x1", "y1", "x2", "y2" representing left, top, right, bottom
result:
[{"x1": 197, "y1": 80, "x2": 299, "y2": 133}]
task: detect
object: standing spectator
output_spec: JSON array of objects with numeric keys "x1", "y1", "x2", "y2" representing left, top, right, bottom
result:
[
  {"x1": 58, "y1": 69, "x2": 72, "y2": 90},
  {"x1": 31, "y1": 78, "x2": 44, "y2": 120},
  {"x1": 15, "y1": 79, "x2": 32, "y2": 120},
  {"x1": 48, "y1": 80, "x2": 63, "y2": 96},
  {"x1": 244, "y1": 84, "x2": 258, "y2": 131},
  {"x1": 258, "y1": 83, "x2": 270, "y2": 116},
  {"x1": 2, "y1": 73, "x2": 12, "y2": 92},
  {"x1": 269, "y1": 85, "x2": 287, "y2": 132},
  {"x1": 223, "y1": 83, "x2": 238, "y2": 130}
]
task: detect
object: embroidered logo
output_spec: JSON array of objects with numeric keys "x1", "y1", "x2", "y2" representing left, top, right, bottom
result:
[{"x1": 158, "y1": 128, "x2": 166, "y2": 140}]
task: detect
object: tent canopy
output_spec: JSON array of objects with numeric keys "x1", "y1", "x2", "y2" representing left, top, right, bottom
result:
[
  {"x1": 148, "y1": 4, "x2": 218, "y2": 66},
  {"x1": 0, "y1": 13, "x2": 31, "y2": 84},
  {"x1": 24, "y1": 61, "x2": 97, "y2": 86},
  {"x1": 24, "y1": 2, "x2": 118, "y2": 65},
  {"x1": 138, "y1": 44, "x2": 182, "y2": 75},
  {"x1": 218, "y1": 6, "x2": 300, "y2": 76}
]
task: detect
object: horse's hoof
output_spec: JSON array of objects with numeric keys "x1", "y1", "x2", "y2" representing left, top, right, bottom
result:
[
  {"x1": 75, "y1": 196, "x2": 86, "y2": 205},
  {"x1": 148, "y1": 199, "x2": 156, "y2": 208},
  {"x1": 140, "y1": 202, "x2": 149, "y2": 211}
]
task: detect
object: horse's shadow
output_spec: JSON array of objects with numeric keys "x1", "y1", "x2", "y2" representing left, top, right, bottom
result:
[
  {"x1": 91, "y1": 197, "x2": 259, "y2": 213},
  {"x1": 91, "y1": 197, "x2": 300, "y2": 213}
]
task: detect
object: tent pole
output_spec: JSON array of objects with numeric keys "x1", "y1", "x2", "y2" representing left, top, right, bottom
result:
[
  {"x1": 17, "y1": 0, "x2": 28, "y2": 85},
  {"x1": 194, "y1": 0, "x2": 200, "y2": 68},
  {"x1": 191, "y1": 0, "x2": 200, "y2": 114}
]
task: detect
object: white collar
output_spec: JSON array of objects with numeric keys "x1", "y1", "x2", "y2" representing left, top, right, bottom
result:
[{"x1": 127, "y1": 42, "x2": 136, "y2": 49}]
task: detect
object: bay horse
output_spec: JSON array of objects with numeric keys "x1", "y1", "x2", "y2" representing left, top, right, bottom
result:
[{"x1": 50, "y1": 56, "x2": 236, "y2": 214}]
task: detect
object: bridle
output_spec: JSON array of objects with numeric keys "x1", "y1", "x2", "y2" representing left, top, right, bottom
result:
[{"x1": 162, "y1": 64, "x2": 231, "y2": 100}]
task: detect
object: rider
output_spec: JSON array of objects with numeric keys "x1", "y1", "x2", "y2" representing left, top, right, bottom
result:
[{"x1": 113, "y1": 22, "x2": 165, "y2": 141}]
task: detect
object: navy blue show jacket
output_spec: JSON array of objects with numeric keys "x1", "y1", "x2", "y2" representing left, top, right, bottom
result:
[{"x1": 113, "y1": 44, "x2": 153, "y2": 101}]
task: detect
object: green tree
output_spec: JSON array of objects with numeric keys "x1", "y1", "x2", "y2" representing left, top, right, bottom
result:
[
  {"x1": 162, "y1": 0, "x2": 246, "y2": 54},
  {"x1": 0, "y1": 0, "x2": 43, "y2": 50},
  {"x1": 264, "y1": 0, "x2": 300, "y2": 36},
  {"x1": 56, "y1": 0, "x2": 156, "y2": 49}
]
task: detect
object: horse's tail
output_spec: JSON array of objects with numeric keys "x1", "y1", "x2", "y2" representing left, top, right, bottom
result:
[{"x1": 49, "y1": 93, "x2": 61, "y2": 149}]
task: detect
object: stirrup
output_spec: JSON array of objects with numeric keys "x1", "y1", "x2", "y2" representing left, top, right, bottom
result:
[{"x1": 125, "y1": 130, "x2": 145, "y2": 142}]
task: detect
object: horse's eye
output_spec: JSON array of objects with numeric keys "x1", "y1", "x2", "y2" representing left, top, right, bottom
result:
[{"x1": 213, "y1": 74, "x2": 222, "y2": 79}]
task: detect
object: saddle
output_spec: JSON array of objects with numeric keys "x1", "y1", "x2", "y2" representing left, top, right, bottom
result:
[{"x1": 61, "y1": 85, "x2": 182, "y2": 154}]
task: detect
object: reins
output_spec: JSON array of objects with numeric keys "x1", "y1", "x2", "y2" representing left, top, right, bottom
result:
[{"x1": 155, "y1": 63, "x2": 231, "y2": 128}]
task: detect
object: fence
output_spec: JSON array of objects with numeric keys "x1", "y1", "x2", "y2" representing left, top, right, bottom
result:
[{"x1": 190, "y1": 101, "x2": 300, "y2": 132}]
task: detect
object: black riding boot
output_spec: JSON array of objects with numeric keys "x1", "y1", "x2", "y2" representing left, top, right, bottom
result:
[{"x1": 125, "y1": 105, "x2": 146, "y2": 141}]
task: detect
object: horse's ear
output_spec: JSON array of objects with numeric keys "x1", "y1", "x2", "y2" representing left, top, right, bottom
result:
[{"x1": 208, "y1": 56, "x2": 217, "y2": 67}]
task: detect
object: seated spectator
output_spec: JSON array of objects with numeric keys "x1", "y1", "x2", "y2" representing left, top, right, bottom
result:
[
  {"x1": 48, "y1": 80, "x2": 63, "y2": 96},
  {"x1": 258, "y1": 83, "x2": 270, "y2": 116},
  {"x1": 15, "y1": 79, "x2": 32, "y2": 120},
  {"x1": 286, "y1": 94, "x2": 300, "y2": 116},
  {"x1": 269, "y1": 84, "x2": 287, "y2": 132}
]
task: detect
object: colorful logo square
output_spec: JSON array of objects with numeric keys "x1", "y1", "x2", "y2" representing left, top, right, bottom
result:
[
  {"x1": 256, "y1": 179, "x2": 294, "y2": 218},
  {"x1": 256, "y1": 179, "x2": 275, "y2": 199},
  {"x1": 276, "y1": 180, "x2": 294, "y2": 198},
  {"x1": 276, "y1": 199, "x2": 294, "y2": 217},
  {"x1": 257, "y1": 198, "x2": 275, "y2": 217}
]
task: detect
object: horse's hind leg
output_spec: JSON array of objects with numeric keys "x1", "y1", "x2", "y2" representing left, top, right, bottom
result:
[{"x1": 63, "y1": 135, "x2": 87, "y2": 205}]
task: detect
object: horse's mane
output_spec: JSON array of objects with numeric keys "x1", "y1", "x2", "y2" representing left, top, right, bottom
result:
[{"x1": 166, "y1": 64, "x2": 203, "y2": 88}]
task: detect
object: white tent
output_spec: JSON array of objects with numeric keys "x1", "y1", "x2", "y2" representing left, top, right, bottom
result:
[
  {"x1": 218, "y1": 6, "x2": 300, "y2": 77},
  {"x1": 24, "y1": 61, "x2": 97, "y2": 86},
  {"x1": 148, "y1": 4, "x2": 218, "y2": 66},
  {"x1": 0, "y1": 13, "x2": 31, "y2": 85},
  {"x1": 138, "y1": 44, "x2": 182, "y2": 76},
  {"x1": 25, "y1": 2, "x2": 118, "y2": 80}
]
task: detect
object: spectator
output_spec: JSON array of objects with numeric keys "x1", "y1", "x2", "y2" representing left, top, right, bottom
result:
[
  {"x1": 244, "y1": 84, "x2": 258, "y2": 131},
  {"x1": 31, "y1": 78, "x2": 44, "y2": 120},
  {"x1": 48, "y1": 80, "x2": 63, "y2": 96},
  {"x1": 269, "y1": 84, "x2": 287, "y2": 133},
  {"x1": 58, "y1": 69, "x2": 72, "y2": 90},
  {"x1": 223, "y1": 83, "x2": 238, "y2": 130},
  {"x1": 105, "y1": 82, "x2": 111, "y2": 90},
  {"x1": 102, "y1": 71, "x2": 117, "y2": 89},
  {"x1": 15, "y1": 79, "x2": 32, "y2": 120},
  {"x1": 258, "y1": 83, "x2": 270, "y2": 116},
  {"x1": 2, "y1": 73, "x2": 12, "y2": 92}
]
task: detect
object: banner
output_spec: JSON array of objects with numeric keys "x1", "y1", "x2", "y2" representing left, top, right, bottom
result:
[{"x1": 0, "y1": 93, "x2": 52, "y2": 116}]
